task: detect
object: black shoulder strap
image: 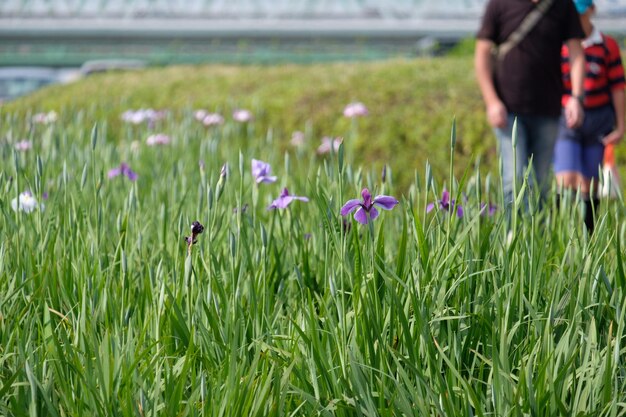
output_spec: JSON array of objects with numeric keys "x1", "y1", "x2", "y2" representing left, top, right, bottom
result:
[{"x1": 497, "y1": 0, "x2": 555, "y2": 60}]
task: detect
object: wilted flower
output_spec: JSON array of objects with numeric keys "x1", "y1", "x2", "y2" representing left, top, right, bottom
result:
[
  {"x1": 233, "y1": 109, "x2": 253, "y2": 123},
  {"x1": 191, "y1": 221, "x2": 204, "y2": 235},
  {"x1": 108, "y1": 162, "x2": 138, "y2": 181},
  {"x1": 267, "y1": 188, "x2": 309, "y2": 210},
  {"x1": 343, "y1": 102, "x2": 368, "y2": 118},
  {"x1": 185, "y1": 220, "x2": 205, "y2": 254},
  {"x1": 146, "y1": 133, "x2": 171, "y2": 146},
  {"x1": 220, "y1": 162, "x2": 229, "y2": 179},
  {"x1": 426, "y1": 190, "x2": 463, "y2": 218},
  {"x1": 317, "y1": 136, "x2": 342, "y2": 155},
  {"x1": 215, "y1": 163, "x2": 229, "y2": 201},
  {"x1": 14, "y1": 140, "x2": 33, "y2": 151},
  {"x1": 11, "y1": 191, "x2": 44, "y2": 213},
  {"x1": 32, "y1": 111, "x2": 57, "y2": 124},
  {"x1": 340, "y1": 188, "x2": 399, "y2": 225},
  {"x1": 291, "y1": 131, "x2": 305, "y2": 147},
  {"x1": 203, "y1": 113, "x2": 224, "y2": 127},
  {"x1": 251, "y1": 159, "x2": 277, "y2": 184}
]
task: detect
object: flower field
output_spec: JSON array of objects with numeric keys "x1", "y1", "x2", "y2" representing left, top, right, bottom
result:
[{"x1": 2, "y1": 91, "x2": 626, "y2": 415}]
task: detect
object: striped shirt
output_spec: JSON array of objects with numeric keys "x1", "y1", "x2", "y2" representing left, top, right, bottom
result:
[{"x1": 561, "y1": 29, "x2": 625, "y2": 109}]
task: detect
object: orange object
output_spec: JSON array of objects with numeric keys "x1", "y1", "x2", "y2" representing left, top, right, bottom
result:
[{"x1": 604, "y1": 143, "x2": 615, "y2": 167}]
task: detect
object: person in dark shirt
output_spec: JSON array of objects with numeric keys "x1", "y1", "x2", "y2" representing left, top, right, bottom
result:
[
  {"x1": 475, "y1": 0, "x2": 586, "y2": 207},
  {"x1": 554, "y1": 0, "x2": 625, "y2": 233}
]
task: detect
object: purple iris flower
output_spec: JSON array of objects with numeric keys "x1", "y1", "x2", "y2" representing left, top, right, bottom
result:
[
  {"x1": 251, "y1": 159, "x2": 277, "y2": 184},
  {"x1": 268, "y1": 188, "x2": 309, "y2": 210},
  {"x1": 108, "y1": 162, "x2": 138, "y2": 181},
  {"x1": 340, "y1": 188, "x2": 399, "y2": 225},
  {"x1": 426, "y1": 190, "x2": 463, "y2": 218},
  {"x1": 480, "y1": 202, "x2": 497, "y2": 217}
]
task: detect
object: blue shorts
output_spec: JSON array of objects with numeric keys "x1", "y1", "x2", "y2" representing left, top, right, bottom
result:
[{"x1": 553, "y1": 105, "x2": 614, "y2": 179}]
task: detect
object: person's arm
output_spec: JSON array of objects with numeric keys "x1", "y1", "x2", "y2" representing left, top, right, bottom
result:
[
  {"x1": 603, "y1": 89, "x2": 625, "y2": 145},
  {"x1": 564, "y1": 38, "x2": 585, "y2": 128},
  {"x1": 474, "y1": 39, "x2": 507, "y2": 128}
]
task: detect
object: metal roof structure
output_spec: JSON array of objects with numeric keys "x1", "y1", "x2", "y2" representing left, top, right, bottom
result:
[
  {"x1": 2, "y1": 0, "x2": 626, "y2": 18},
  {"x1": 1, "y1": 0, "x2": 625, "y2": 66}
]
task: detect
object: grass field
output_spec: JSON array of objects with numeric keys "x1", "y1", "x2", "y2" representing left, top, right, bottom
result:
[
  {"x1": 2, "y1": 57, "x2": 496, "y2": 192},
  {"x1": 2, "y1": 58, "x2": 626, "y2": 415}
]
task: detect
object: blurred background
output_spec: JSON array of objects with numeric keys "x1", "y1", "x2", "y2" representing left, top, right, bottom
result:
[{"x1": 2, "y1": 0, "x2": 626, "y2": 102}]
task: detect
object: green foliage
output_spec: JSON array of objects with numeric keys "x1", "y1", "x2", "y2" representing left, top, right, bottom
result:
[
  {"x1": 2, "y1": 57, "x2": 494, "y2": 191},
  {"x1": 1, "y1": 106, "x2": 626, "y2": 416},
  {"x1": 446, "y1": 37, "x2": 478, "y2": 57}
]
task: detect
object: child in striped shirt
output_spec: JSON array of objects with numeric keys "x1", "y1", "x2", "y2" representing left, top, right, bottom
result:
[{"x1": 555, "y1": 0, "x2": 625, "y2": 234}]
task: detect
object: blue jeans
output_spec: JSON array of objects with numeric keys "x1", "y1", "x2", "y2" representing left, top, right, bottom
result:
[{"x1": 495, "y1": 114, "x2": 559, "y2": 205}]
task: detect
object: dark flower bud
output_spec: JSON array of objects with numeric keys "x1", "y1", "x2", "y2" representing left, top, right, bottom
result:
[{"x1": 191, "y1": 221, "x2": 204, "y2": 235}]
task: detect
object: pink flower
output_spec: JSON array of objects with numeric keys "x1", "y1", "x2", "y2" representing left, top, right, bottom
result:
[
  {"x1": 194, "y1": 109, "x2": 208, "y2": 121},
  {"x1": 14, "y1": 140, "x2": 33, "y2": 151},
  {"x1": 290, "y1": 131, "x2": 305, "y2": 147},
  {"x1": 203, "y1": 113, "x2": 225, "y2": 127},
  {"x1": 146, "y1": 134, "x2": 171, "y2": 146},
  {"x1": 233, "y1": 109, "x2": 253, "y2": 123},
  {"x1": 32, "y1": 111, "x2": 57, "y2": 124},
  {"x1": 343, "y1": 102, "x2": 368, "y2": 118},
  {"x1": 121, "y1": 109, "x2": 167, "y2": 125},
  {"x1": 317, "y1": 136, "x2": 342, "y2": 155}
]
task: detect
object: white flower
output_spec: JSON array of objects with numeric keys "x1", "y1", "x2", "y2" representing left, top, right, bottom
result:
[
  {"x1": 233, "y1": 109, "x2": 253, "y2": 123},
  {"x1": 11, "y1": 191, "x2": 43, "y2": 213},
  {"x1": 146, "y1": 133, "x2": 171, "y2": 146},
  {"x1": 194, "y1": 109, "x2": 208, "y2": 121},
  {"x1": 121, "y1": 110, "x2": 146, "y2": 124}
]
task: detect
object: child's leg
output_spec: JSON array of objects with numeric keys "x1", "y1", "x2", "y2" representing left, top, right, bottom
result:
[
  {"x1": 553, "y1": 125, "x2": 584, "y2": 193},
  {"x1": 581, "y1": 141, "x2": 606, "y2": 234}
]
